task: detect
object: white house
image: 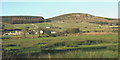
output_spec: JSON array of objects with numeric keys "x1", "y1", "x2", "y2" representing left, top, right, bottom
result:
[
  {"x1": 46, "y1": 27, "x2": 50, "y2": 29},
  {"x1": 51, "y1": 31, "x2": 56, "y2": 34},
  {"x1": 40, "y1": 30, "x2": 44, "y2": 34}
]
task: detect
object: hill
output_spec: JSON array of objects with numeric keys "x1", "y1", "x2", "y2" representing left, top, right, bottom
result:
[
  {"x1": 1, "y1": 13, "x2": 118, "y2": 25},
  {"x1": 2, "y1": 13, "x2": 119, "y2": 32},
  {"x1": 47, "y1": 13, "x2": 117, "y2": 23}
]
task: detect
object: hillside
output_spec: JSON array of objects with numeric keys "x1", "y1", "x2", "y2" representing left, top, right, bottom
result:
[
  {"x1": 2, "y1": 14, "x2": 118, "y2": 58},
  {"x1": 2, "y1": 13, "x2": 119, "y2": 32},
  {"x1": 1, "y1": 13, "x2": 118, "y2": 24},
  {"x1": 47, "y1": 13, "x2": 117, "y2": 23}
]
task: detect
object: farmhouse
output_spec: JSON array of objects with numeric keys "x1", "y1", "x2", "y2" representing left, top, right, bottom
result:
[
  {"x1": 51, "y1": 31, "x2": 56, "y2": 34},
  {"x1": 46, "y1": 27, "x2": 50, "y2": 29}
]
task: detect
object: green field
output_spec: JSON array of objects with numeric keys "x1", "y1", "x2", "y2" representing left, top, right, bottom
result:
[
  {"x1": 2, "y1": 21, "x2": 118, "y2": 58},
  {"x1": 2, "y1": 34, "x2": 118, "y2": 58},
  {"x1": 4, "y1": 22, "x2": 112, "y2": 32},
  {"x1": 2, "y1": 10, "x2": 119, "y2": 59},
  {"x1": 40, "y1": 50, "x2": 118, "y2": 58}
]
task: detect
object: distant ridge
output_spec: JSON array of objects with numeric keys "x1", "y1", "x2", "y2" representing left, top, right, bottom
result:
[
  {"x1": 47, "y1": 13, "x2": 117, "y2": 23},
  {"x1": 1, "y1": 16, "x2": 44, "y2": 24},
  {"x1": 1, "y1": 16, "x2": 43, "y2": 17},
  {"x1": 1, "y1": 13, "x2": 118, "y2": 24}
]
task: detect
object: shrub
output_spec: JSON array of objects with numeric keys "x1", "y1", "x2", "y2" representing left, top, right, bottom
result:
[
  {"x1": 49, "y1": 34, "x2": 57, "y2": 37},
  {"x1": 65, "y1": 41, "x2": 78, "y2": 47},
  {"x1": 65, "y1": 28, "x2": 80, "y2": 34},
  {"x1": 43, "y1": 29, "x2": 51, "y2": 35}
]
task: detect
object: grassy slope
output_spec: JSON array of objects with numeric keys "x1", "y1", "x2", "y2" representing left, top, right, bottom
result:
[
  {"x1": 47, "y1": 13, "x2": 117, "y2": 22},
  {"x1": 4, "y1": 22, "x2": 111, "y2": 32},
  {"x1": 2, "y1": 13, "x2": 118, "y2": 58},
  {"x1": 3, "y1": 34, "x2": 118, "y2": 50},
  {"x1": 46, "y1": 50, "x2": 118, "y2": 58},
  {"x1": 2, "y1": 34, "x2": 118, "y2": 58}
]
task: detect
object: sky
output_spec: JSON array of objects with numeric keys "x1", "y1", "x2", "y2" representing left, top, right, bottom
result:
[
  {"x1": 1, "y1": 0, "x2": 119, "y2": 2},
  {"x1": 1, "y1": 2, "x2": 118, "y2": 18}
]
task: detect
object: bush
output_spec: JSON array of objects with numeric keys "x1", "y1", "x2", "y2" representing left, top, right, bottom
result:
[
  {"x1": 49, "y1": 34, "x2": 57, "y2": 37},
  {"x1": 65, "y1": 28, "x2": 80, "y2": 34},
  {"x1": 43, "y1": 29, "x2": 51, "y2": 35},
  {"x1": 65, "y1": 41, "x2": 78, "y2": 47}
]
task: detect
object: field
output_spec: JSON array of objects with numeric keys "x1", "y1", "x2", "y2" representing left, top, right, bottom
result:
[
  {"x1": 2, "y1": 34, "x2": 118, "y2": 58},
  {"x1": 1, "y1": 4, "x2": 119, "y2": 59},
  {"x1": 4, "y1": 22, "x2": 112, "y2": 32},
  {"x1": 2, "y1": 19, "x2": 119, "y2": 58}
]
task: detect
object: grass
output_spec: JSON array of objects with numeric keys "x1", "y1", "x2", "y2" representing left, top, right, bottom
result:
[
  {"x1": 3, "y1": 34, "x2": 118, "y2": 47},
  {"x1": 45, "y1": 50, "x2": 118, "y2": 58},
  {"x1": 53, "y1": 43, "x2": 117, "y2": 50},
  {"x1": 49, "y1": 22, "x2": 110, "y2": 31},
  {"x1": 4, "y1": 23, "x2": 52, "y2": 29},
  {"x1": 4, "y1": 22, "x2": 111, "y2": 32},
  {"x1": 2, "y1": 13, "x2": 118, "y2": 58},
  {"x1": 2, "y1": 34, "x2": 118, "y2": 58}
]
